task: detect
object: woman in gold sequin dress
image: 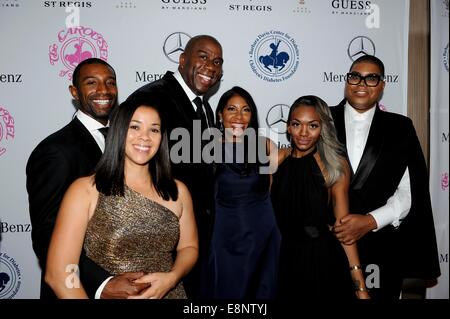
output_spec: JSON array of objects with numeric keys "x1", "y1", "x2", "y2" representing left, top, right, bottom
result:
[{"x1": 45, "y1": 93, "x2": 198, "y2": 299}]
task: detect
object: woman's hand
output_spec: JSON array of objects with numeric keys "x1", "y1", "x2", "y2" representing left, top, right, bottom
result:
[{"x1": 127, "y1": 272, "x2": 178, "y2": 299}]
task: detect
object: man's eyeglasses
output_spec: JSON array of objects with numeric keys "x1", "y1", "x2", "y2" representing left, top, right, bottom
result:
[{"x1": 346, "y1": 72, "x2": 384, "y2": 87}]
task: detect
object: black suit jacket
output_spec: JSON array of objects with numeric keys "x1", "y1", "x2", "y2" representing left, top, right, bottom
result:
[
  {"x1": 330, "y1": 100, "x2": 440, "y2": 280},
  {"x1": 26, "y1": 117, "x2": 109, "y2": 298},
  {"x1": 128, "y1": 71, "x2": 215, "y2": 243}
]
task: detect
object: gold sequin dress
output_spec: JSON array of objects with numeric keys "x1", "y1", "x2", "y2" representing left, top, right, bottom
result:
[{"x1": 83, "y1": 185, "x2": 186, "y2": 299}]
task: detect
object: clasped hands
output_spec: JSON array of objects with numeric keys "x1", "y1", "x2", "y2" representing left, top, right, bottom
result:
[
  {"x1": 332, "y1": 214, "x2": 377, "y2": 245},
  {"x1": 101, "y1": 271, "x2": 177, "y2": 299}
]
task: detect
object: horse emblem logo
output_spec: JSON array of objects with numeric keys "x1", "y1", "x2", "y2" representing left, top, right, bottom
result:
[
  {"x1": 48, "y1": 26, "x2": 109, "y2": 80},
  {"x1": 250, "y1": 31, "x2": 300, "y2": 82},
  {"x1": 259, "y1": 40, "x2": 290, "y2": 72}
]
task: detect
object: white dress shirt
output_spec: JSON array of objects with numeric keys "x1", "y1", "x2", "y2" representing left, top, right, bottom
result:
[
  {"x1": 173, "y1": 70, "x2": 211, "y2": 129},
  {"x1": 76, "y1": 110, "x2": 108, "y2": 152},
  {"x1": 344, "y1": 103, "x2": 411, "y2": 231}
]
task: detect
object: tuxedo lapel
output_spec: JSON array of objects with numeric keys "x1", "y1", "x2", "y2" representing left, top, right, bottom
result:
[
  {"x1": 332, "y1": 100, "x2": 347, "y2": 147},
  {"x1": 71, "y1": 117, "x2": 102, "y2": 161},
  {"x1": 163, "y1": 72, "x2": 197, "y2": 125},
  {"x1": 351, "y1": 107, "x2": 385, "y2": 190}
]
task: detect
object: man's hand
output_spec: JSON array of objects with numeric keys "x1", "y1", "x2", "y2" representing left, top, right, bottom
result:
[
  {"x1": 100, "y1": 272, "x2": 151, "y2": 299},
  {"x1": 333, "y1": 214, "x2": 377, "y2": 245}
]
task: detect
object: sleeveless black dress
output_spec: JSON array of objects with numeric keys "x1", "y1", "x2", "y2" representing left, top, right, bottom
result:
[
  {"x1": 203, "y1": 142, "x2": 281, "y2": 299},
  {"x1": 271, "y1": 151, "x2": 355, "y2": 299}
]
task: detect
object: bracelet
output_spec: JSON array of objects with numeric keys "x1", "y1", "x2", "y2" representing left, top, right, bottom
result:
[
  {"x1": 349, "y1": 265, "x2": 362, "y2": 271},
  {"x1": 355, "y1": 287, "x2": 368, "y2": 292}
]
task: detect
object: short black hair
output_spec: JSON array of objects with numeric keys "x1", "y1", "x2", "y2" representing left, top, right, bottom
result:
[
  {"x1": 183, "y1": 35, "x2": 222, "y2": 56},
  {"x1": 349, "y1": 55, "x2": 385, "y2": 77},
  {"x1": 72, "y1": 58, "x2": 115, "y2": 87}
]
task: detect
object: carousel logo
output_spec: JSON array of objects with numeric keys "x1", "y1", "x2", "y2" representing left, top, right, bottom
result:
[
  {"x1": 331, "y1": 0, "x2": 371, "y2": 15},
  {"x1": 266, "y1": 104, "x2": 289, "y2": 135},
  {"x1": 293, "y1": 0, "x2": 311, "y2": 14},
  {"x1": 48, "y1": 26, "x2": 109, "y2": 80},
  {"x1": 161, "y1": 0, "x2": 207, "y2": 10},
  {"x1": 163, "y1": 32, "x2": 191, "y2": 64},
  {"x1": 443, "y1": 43, "x2": 449, "y2": 72},
  {"x1": 347, "y1": 35, "x2": 375, "y2": 61},
  {"x1": 0, "y1": 0, "x2": 20, "y2": 8},
  {"x1": 229, "y1": 0, "x2": 272, "y2": 12},
  {"x1": 0, "y1": 107, "x2": 15, "y2": 157},
  {"x1": 442, "y1": 172, "x2": 449, "y2": 191},
  {"x1": 0, "y1": 252, "x2": 22, "y2": 299},
  {"x1": 249, "y1": 30, "x2": 300, "y2": 83}
]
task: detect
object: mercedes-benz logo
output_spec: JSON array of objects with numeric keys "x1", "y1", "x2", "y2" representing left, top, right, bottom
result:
[
  {"x1": 163, "y1": 32, "x2": 191, "y2": 64},
  {"x1": 347, "y1": 36, "x2": 376, "y2": 61},
  {"x1": 266, "y1": 104, "x2": 290, "y2": 134}
]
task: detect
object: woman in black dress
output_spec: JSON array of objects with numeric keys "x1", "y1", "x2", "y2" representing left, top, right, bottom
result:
[
  {"x1": 271, "y1": 95, "x2": 370, "y2": 300},
  {"x1": 203, "y1": 86, "x2": 281, "y2": 299}
]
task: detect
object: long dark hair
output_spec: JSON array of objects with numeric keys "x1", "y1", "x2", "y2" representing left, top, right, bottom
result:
[
  {"x1": 95, "y1": 92, "x2": 178, "y2": 201},
  {"x1": 215, "y1": 86, "x2": 268, "y2": 176}
]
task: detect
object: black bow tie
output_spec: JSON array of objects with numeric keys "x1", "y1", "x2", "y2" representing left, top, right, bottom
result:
[{"x1": 98, "y1": 127, "x2": 109, "y2": 139}]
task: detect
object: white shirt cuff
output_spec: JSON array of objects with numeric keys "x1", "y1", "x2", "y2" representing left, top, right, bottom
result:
[
  {"x1": 369, "y1": 208, "x2": 395, "y2": 231},
  {"x1": 95, "y1": 276, "x2": 114, "y2": 299}
]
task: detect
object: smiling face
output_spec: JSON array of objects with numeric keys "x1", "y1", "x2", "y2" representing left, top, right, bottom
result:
[
  {"x1": 69, "y1": 63, "x2": 117, "y2": 125},
  {"x1": 179, "y1": 37, "x2": 223, "y2": 95},
  {"x1": 345, "y1": 61, "x2": 385, "y2": 113},
  {"x1": 125, "y1": 106, "x2": 162, "y2": 167},
  {"x1": 219, "y1": 94, "x2": 252, "y2": 140},
  {"x1": 288, "y1": 105, "x2": 321, "y2": 157}
]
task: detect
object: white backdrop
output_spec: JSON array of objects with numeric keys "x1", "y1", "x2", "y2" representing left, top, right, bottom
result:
[
  {"x1": 1, "y1": 0, "x2": 410, "y2": 299},
  {"x1": 427, "y1": 0, "x2": 449, "y2": 299}
]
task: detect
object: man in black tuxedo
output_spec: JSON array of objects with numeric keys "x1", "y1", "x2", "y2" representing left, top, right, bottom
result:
[
  {"x1": 331, "y1": 55, "x2": 440, "y2": 299},
  {"x1": 26, "y1": 58, "x2": 147, "y2": 299},
  {"x1": 127, "y1": 34, "x2": 223, "y2": 298}
]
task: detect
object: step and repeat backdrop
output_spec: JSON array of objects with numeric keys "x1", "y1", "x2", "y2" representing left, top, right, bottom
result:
[{"x1": 1, "y1": 0, "x2": 413, "y2": 298}]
